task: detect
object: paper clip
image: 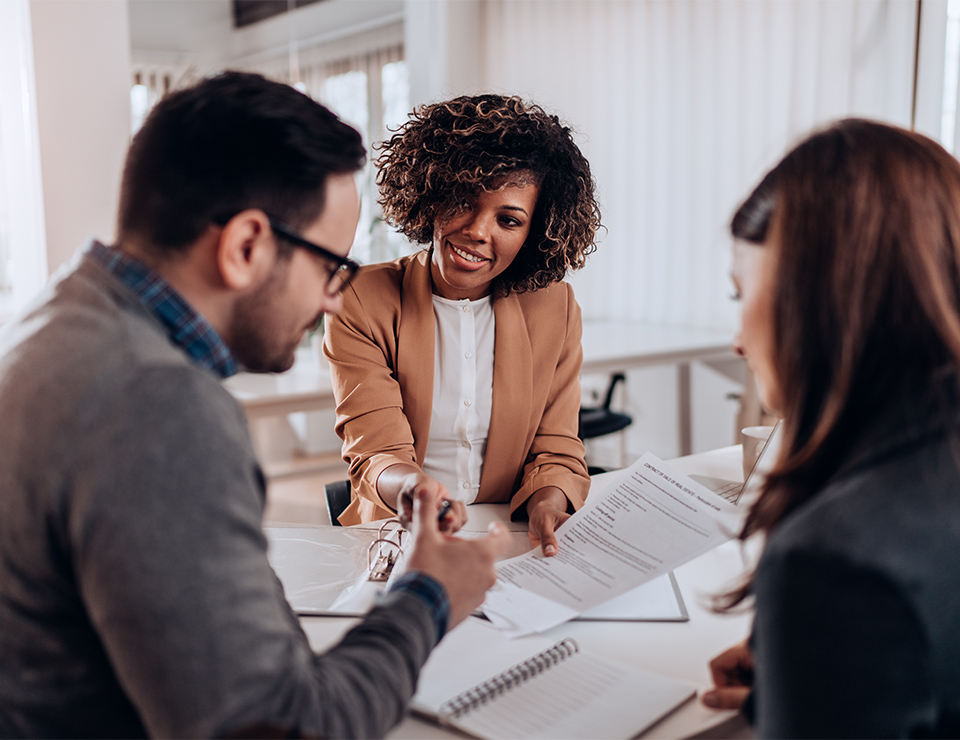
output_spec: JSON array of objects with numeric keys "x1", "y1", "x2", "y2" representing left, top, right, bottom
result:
[{"x1": 366, "y1": 519, "x2": 406, "y2": 582}]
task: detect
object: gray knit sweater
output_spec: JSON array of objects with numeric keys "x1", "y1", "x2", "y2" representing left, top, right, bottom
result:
[{"x1": 0, "y1": 250, "x2": 436, "y2": 738}]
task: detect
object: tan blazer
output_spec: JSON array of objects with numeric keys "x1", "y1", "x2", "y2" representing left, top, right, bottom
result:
[{"x1": 324, "y1": 250, "x2": 590, "y2": 525}]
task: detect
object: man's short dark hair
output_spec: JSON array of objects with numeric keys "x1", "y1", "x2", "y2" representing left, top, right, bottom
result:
[{"x1": 117, "y1": 71, "x2": 365, "y2": 253}]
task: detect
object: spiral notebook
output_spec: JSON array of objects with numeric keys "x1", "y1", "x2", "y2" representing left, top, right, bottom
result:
[{"x1": 411, "y1": 618, "x2": 695, "y2": 740}]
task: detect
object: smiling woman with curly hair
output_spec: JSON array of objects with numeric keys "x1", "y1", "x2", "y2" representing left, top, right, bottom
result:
[
  {"x1": 324, "y1": 94, "x2": 601, "y2": 554},
  {"x1": 377, "y1": 94, "x2": 600, "y2": 295}
]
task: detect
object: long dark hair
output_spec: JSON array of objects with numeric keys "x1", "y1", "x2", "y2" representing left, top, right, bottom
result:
[{"x1": 719, "y1": 119, "x2": 960, "y2": 608}]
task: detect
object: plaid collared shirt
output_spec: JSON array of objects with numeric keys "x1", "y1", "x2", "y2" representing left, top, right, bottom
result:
[{"x1": 88, "y1": 241, "x2": 238, "y2": 378}]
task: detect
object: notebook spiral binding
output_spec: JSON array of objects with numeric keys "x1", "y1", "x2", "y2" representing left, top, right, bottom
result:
[{"x1": 438, "y1": 638, "x2": 580, "y2": 719}]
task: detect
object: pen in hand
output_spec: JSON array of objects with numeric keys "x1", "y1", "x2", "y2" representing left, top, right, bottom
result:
[
  {"x1": 400, "y1": 493, "x2": 454, "y2": 527},
  {"x1": 437, "y1": 499, "x2": 452, "y2": 523}
]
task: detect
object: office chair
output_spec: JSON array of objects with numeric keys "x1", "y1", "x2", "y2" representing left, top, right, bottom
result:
[
  {"x1": 578, "y1": 373, "x2": 633, "y2": 474},
  {"x1": 324, "y1": 480, "x2": 352, "y2": 527}
]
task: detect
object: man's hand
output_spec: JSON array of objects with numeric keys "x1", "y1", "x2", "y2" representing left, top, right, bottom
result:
[
  {"x1": 701, "y1": 639, "x2": 754, "y2": 710},
  {"x1": 403, "y1": 489, "x2": 510, "y2": 628},
  {"x1": 526, "y1": 486, "x2": 570, "y2": 557}
]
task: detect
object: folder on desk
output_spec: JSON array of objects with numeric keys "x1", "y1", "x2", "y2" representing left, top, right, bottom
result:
[
  {"x1": 266, "y1": 524, "x2": 688, "y2": 621},
  {"x1": 265, "y1": 522, "x2": 406, "y2": 616}
]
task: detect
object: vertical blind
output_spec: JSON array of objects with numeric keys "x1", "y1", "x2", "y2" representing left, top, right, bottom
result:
[{"x1": 480, "y1": 0, "x2": 917, "y2": 331}]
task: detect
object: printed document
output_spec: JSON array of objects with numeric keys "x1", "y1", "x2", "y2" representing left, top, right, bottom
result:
[{"x1": 482, "y1": 452, "x2": 743, "y2": 635}]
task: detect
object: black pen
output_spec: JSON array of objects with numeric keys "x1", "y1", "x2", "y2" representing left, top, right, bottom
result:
[
  {"x1": 437, "y1": 499, "x2": 452, "y2": 523},
  {"x1": 400, "y1": 494, "x2": 453, "y2": 523}
]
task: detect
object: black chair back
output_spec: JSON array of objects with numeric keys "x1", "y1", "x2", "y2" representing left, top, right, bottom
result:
[{"x1": 324, "y1": 480, "x2": 352, "y2": 527}]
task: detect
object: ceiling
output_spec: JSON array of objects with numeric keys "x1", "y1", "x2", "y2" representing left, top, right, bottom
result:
[
  {"x1": 127, "y1": 0, "x2": 404, "y2": 63},
  {"x1": 232, "y1": 0, "x2": 326, "y2": 28}
]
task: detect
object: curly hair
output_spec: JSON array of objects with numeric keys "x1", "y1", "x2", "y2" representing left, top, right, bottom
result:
[{"x1": 375, "y1": 94, "x2": 602, "y2": 295}]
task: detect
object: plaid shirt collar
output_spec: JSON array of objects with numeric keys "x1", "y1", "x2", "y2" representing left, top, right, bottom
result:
[{"x1": 88, "y1": 241, "x2": 238, "y2": 378}]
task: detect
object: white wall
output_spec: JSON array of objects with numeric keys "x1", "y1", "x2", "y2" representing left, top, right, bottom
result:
[
  {"x1": 403, "y1": 0, "x2": 920, "y2": 457},
  {"x1": 477, "y1": 0, "x2": 916, "y2": 330},
  {"x1": 405, "y1": 0, "x2": 483, "y2": 106},
  {"x1": 408, "y1": 0, "x2": 917, "y2": 330},
  {"x1": 31, "y1": 0, "x2": 132, "y2": 273},
  {"x1": 914, "y1": 0, "x2": 949, "y2": 141},
  {"x1": 127, "y1": 0, "x2": 232, "y2": 73}
]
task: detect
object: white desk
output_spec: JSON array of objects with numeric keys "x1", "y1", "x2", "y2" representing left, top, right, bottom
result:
[
  {"x1": 223, "y1": 368, "x2": 341, "y2": 479},
  {"x1": 579, "y1": 320, "x2": 732, "y2": 375},
  {"x1": 298, "y1": 446, "x2": 755, "y2": 740},
  {"x1": 223, "y1": 368, "x2": 336, "y2": 421},
  {"x1": 581, "y1": 320, "x2": 734, "y2": 456},
  {"x1": 225, "y1": 321, "x2": 735, "y2": 458}
]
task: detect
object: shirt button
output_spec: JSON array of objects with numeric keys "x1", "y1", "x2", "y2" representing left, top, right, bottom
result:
[
  {"x1": 461, "y1": 481, "x2": 469, "y2": 489},
  {"x1": 462, "y1": 305, "x2": 470, "y2": 313},
  {"x1": 461, "y1": 440, "x2": 469, "y2": 448},
  {"x1": 464, "y1": 351, "x2": 472, "y2": 359},
  {"x1": 463, "y1": 399, "x2": 471, "y2": 407}
]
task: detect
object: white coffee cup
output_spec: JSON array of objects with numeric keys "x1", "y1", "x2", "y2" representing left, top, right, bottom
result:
[{"x1": 741, "y1": 425, "x2": 776, "y2": 480}]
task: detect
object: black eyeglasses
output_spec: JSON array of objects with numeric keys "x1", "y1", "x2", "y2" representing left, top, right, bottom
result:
[{"x1": 267, "y1": 217, "x2": 359, "y2": 297}]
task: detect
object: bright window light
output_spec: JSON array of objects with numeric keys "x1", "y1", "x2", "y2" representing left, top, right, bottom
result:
[
  {"x1": 941, "y1": 0, "x2": 960, "y2": 151},
  {"x1": 0, "y1": 128, "x2": 9, "y2": 294},
  {"x1": 130, "y1": 83, "x2": 150, "y2": 135},
  {"x1": 322, "y1": 70, "x2": 369, "y2": 143},
  {"x1": 381, "y1": 61, "x2": 409, "y2": 132}
]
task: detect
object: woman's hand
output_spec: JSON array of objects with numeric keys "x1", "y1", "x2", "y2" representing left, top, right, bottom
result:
[
  {"x1": 526, "y1": 486, "x2": 570, "y2": 556},
  {"x1": 380, "y1": 465, "x2": 466, "y2": 534},
  {"x1": 701, "y1": 639, "x2": 754, "y2": 710}
]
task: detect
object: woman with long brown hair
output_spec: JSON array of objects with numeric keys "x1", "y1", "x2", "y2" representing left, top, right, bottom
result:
[{"x1": 702, "y1": 119, "x2": 960, "y2": 736}]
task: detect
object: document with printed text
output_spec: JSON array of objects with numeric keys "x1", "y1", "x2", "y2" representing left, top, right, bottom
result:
[{"x1": 482, "y1": 452, "x2": 743, "y2": 636}]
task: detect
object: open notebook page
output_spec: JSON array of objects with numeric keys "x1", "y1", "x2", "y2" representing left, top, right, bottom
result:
[{"x1": 411, "y1": 618, "x2": 695, "y2": 740}]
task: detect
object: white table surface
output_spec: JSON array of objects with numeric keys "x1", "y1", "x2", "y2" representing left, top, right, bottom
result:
[
  {"x1": 223, "y1": 367, "x2": 336, "y2": 420},
  {"x1": 579, "y1": 320, "x2": 732, "y2": 375},
  {"x1": 299, "y1": 445, "x2": 756, "y2": 740}
]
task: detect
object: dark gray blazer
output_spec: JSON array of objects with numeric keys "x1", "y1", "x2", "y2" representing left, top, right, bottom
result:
[
  {"x1": 0, "y1": 248, "x2": 437, "y2": 738},
  {"x1": 750, "y1": 377, "x2": 960, "y2": 738}
]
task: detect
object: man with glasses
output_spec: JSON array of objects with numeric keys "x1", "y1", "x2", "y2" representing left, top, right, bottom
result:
[
  {"x1": 0, "y1": 72, "x2": 508, "y2": 738},
  {"x1": 266, "y1": 216, "x2": 360, "y2": 293}
]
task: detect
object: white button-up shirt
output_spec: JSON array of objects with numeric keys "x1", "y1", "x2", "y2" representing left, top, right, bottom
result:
[{"x1": 421, "y1": 294, "x2": 495, "y2": 504}]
